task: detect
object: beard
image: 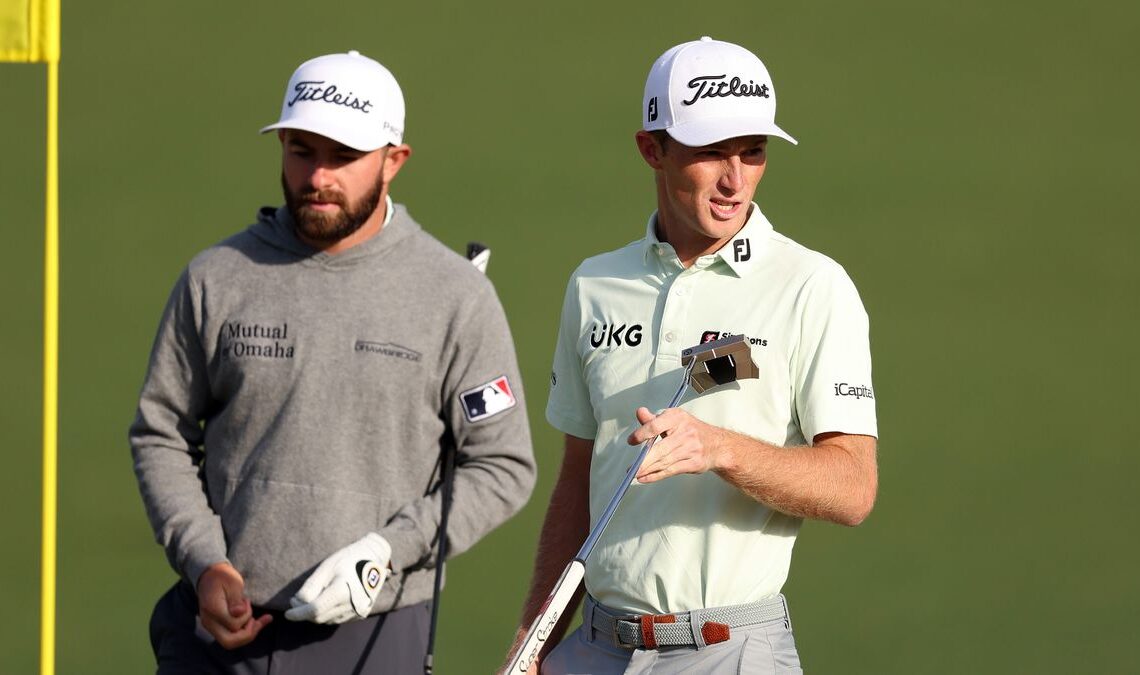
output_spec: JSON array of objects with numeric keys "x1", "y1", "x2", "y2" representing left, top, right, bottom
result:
[{"x1": 282, "y1": 172, "x2": 385, "y2": 244}]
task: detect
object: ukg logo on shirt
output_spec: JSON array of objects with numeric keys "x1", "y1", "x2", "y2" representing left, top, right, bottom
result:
[{"x1": 589, "y1": 323, "x2": 644, "y2": 348}]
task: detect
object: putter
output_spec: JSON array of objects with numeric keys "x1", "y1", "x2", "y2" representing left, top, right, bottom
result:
[
  {"x1": 423, "y1": 242, "x2": 491, "y2": 675},
  {"x1": 505, "y1": 334, "x2": 759, "y2": 673}
]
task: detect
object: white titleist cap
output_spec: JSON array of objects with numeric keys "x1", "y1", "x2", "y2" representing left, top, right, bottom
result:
[
  {"x1": 643, "y1": 37, "x2": 796, "y2": 146},
  {"x1": 260, "y1": 50, "x2": 404, "y2": 151}
]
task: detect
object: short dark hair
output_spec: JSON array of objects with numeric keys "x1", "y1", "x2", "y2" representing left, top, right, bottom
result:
[{"x1": 649, "y1": 130, "x2": 672, "y2": 155}]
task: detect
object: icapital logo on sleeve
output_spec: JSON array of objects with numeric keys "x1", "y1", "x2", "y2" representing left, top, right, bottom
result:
[{"x1": 834, "y1": 383, "x2": 874, "y2": 400}]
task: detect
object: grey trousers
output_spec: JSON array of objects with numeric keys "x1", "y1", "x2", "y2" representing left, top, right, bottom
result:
[
  {"x1": 149, "y1": 581, "x2": 431, "y2": 675},
  {"x1": 541, "y1": 596, "x2": 803, "y2": 675}
]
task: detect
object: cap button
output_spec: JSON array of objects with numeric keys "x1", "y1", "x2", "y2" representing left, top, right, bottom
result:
[
  {"x1": 348, "y1": 49, "x2": 360, "y2": 57},
  {"x1": 699, "y1": 36, "x2": 713, "y2": 41}
]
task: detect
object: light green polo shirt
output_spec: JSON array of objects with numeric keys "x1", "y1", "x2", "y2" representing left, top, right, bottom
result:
[{"x1": 546, "y1": 204, "x2": 878, "y2": 614}]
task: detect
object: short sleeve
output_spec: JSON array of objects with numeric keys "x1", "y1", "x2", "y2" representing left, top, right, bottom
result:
[
  {"x1": 545, "y1": 274, "x2": 597, "y2": 439},
  {"x1": 793, "y1": 262, "x2": 878, "y2": 443}
]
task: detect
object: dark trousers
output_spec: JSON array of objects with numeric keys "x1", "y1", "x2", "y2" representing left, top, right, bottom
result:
[{"x1": 150, "y1": 581, "x2": 431, "y2": 675}]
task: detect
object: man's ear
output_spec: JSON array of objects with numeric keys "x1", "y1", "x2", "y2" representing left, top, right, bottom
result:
[
  {"x1": 634, "y1": 130, "x2": 665, "y2": 170},
  {"x1": 381, "y1": 143, "x2": 413, "y2": 183}
]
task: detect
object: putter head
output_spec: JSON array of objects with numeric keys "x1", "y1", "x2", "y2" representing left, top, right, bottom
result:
[{"x1": 681, "y1": 334, "x2": 759, "y2": 393}]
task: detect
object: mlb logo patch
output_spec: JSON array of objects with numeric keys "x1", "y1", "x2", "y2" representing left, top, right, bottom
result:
[{"x1": 460, "y1": 376, "x2": 517, "y2": 423}]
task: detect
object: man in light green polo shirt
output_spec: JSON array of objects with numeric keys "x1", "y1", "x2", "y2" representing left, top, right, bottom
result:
[{"x1": 508, "y1": 37, "x2": 878, "y2": 674}]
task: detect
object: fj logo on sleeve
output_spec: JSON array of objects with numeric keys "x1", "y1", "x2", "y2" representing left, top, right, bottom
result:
[{"x1": 460, "y1": 376, "x2": 517, "y2": 422}]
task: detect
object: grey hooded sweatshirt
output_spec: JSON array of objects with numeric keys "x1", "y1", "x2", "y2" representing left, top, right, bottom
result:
[{"x1": 130, "y1": 203, "x2": 535, "y2": 612}]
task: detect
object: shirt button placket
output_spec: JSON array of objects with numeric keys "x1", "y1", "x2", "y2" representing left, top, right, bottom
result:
[{"x1": 657, "y1": 269, "x2": 692, "y2": 367}]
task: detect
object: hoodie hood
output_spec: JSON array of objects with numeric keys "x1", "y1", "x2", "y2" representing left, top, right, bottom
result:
[{"x1": 246, "y1": 199, "x2": 419, "y2": 269}]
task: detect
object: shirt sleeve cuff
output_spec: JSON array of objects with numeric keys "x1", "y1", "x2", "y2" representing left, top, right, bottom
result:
[
  {"x1": 546, "y1": 407, "x2": 596, "y2": 440},
  {"x1": 376, "y1": 526, "x2": 423, "y2": 572},
  {"x1": 185, "y1": 552, "x2": 231, "y2": 592}
]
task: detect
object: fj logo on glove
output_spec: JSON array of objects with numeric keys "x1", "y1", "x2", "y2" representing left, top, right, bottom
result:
[{"x1": 361, "y1": 562, "x2": 383, "y2": 591}]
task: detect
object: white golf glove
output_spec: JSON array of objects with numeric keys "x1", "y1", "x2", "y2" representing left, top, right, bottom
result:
[{"x1": 284, "y1": 532, "x2": 391, "y2": 624}]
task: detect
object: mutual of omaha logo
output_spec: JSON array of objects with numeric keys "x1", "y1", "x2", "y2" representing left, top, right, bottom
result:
[
  {"x1": 221, "y1": 321, "x2": 295, "y2": 359},
  {"x1": 355, "y1": 340, "x2": 422, "y2": 362},
  {"x1": 460, "y1": 376, "x2": 517, "y2": 423}
]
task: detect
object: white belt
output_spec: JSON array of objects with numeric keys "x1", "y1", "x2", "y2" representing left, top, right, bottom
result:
[{"x1": 588, "y1": 595, "x2": 789, "y2": 649}]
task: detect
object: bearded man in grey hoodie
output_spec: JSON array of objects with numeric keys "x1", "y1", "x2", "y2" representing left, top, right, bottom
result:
[{"x1": 130, "y1": 50, "x2": 535, "y2": 674}]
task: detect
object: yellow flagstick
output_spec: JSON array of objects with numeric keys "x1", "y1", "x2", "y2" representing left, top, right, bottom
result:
[
  {"x1": 1, "y1": 2, "x2": 60, "y2": 668},
  {"x1": 41, "y1": 52, "x2": 60, "y2": 675}
]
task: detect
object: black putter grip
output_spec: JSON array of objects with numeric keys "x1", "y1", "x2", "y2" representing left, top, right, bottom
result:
[{"x1": 466, "y1": 241, "x2": 487, "y2": 259}]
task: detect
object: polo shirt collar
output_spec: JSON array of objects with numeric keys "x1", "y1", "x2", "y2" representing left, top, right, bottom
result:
[
  {"x1": 639, "y1": 203, "x2": 773, "y2": 276},
  {"x1": 640, "y1": 212, "x2": 672, "y2": 266},
  {"x1": 715, "y1": 204, "x2": 772, "y2": 277},
  {"x1": 381, "y1": 194, "x2": 395, "y2": 227}
]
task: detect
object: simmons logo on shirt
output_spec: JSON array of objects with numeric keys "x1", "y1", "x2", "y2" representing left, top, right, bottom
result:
[
  {"x1": 460, "y1": 376, "x2": 517, "y2": 422},
  {"x1": 700, "y1": 329, "x2": 768, "y2": 347}
]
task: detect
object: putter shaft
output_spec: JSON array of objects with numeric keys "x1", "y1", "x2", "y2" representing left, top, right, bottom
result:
[{"x1": 575, "y1": 358, "x2": 697, "y2": 563}]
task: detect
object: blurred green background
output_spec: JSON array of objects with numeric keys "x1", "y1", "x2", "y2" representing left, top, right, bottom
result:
[{"x1": 3, "y1": 1, "x2": 1138, "y2": 672}]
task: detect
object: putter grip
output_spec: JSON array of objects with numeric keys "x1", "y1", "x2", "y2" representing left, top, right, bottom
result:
[{"x1": 506, "y1": 561, "x2": 586, "y2": 673}]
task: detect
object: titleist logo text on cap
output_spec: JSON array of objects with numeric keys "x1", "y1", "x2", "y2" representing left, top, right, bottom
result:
[
  {"x1": 682, "y1": 74, "x2": 770, "y2": 106},
  {"x1": 287, "y1": 80, "x2": 373, "y2": 113}
]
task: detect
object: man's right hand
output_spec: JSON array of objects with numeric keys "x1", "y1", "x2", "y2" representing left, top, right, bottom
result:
[{"x1": 197, "y1": 562, "x2": 273, "y2": 650}]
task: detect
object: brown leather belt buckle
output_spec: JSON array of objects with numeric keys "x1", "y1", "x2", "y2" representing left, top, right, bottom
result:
[{"x1": 701, "y1": 621, "x2": 731, "y2": 645}]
